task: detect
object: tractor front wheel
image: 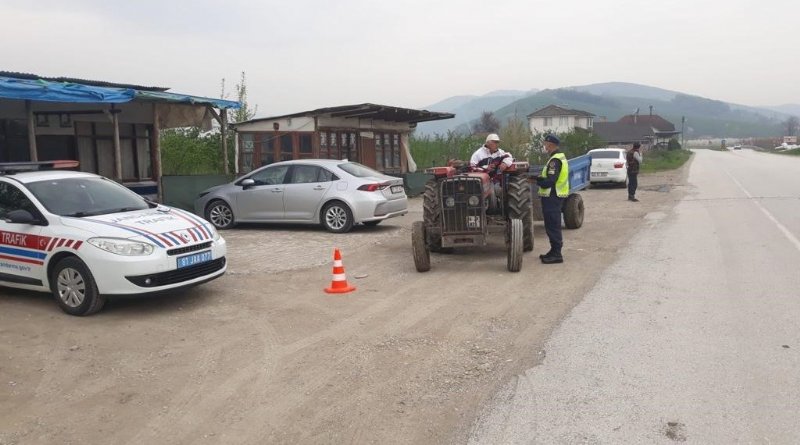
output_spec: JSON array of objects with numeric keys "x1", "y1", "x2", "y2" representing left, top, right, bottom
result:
[
  {"x1": 506, "y1": 218, "x2": 523, "y2": 272},
  {"x1": 412, "y1": 221, "x2": 431, "y2": 272}
]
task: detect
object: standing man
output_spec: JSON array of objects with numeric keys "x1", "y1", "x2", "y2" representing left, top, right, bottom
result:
[
  {"x1": 536, "y1": 134, "x2": 569, "y2": 264},
  {"x1": 627, "y1": 142, "x2": 642, "y2": 202}
]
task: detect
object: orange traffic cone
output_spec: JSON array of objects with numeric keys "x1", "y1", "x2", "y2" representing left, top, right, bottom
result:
[{"x1": 324, "y1": 248, "x2": 356, "y2": 294}]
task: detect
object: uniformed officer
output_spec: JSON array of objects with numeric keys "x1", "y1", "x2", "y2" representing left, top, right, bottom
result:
[{"x1": 536, "y1": 134, "x2": 569, "y2": 264}]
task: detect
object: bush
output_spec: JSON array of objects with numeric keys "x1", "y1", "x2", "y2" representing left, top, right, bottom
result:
[
  {"x1": 160, "y1": 128, "x2": 234, "y2": 175},
  {"x1": 640, "y1": 149, "x2": 692, "y2": 173}
]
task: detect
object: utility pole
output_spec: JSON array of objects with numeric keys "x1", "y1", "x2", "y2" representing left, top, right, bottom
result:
[{"x1": 681, "y1": 116, "x2": 686, "y2": 148}]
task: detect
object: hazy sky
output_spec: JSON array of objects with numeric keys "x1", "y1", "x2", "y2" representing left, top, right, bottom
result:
[{"x1": 2, "y1": 0, "x2": 798, "y2": 117}]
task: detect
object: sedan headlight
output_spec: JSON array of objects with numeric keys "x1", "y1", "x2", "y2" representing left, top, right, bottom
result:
[{"x1": 88, "y1": 238, "x2": 155, "y2": 256}]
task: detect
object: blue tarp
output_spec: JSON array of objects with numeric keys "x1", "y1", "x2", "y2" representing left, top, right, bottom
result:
[
  {"x1": 0, "y1": 76, "x2": 135, "y2": 103},
  {"x1": 0, "y1": 76, "x2": 240, "y2": 109}
]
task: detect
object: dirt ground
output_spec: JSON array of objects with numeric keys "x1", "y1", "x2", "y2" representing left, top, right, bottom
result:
[{"x1": 0, "y1": 166, "x2": 689, "y2": 445}]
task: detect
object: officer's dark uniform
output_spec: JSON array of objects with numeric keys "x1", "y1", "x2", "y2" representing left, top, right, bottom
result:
[{"x1": 536, "y1": 134, "x2": 569, "y2": 264}]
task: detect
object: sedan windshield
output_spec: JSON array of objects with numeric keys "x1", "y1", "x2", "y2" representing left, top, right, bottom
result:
[
  {"x1": 590, "y1": 151, "x2": 622, "y2": 159},
  {"x1": 26, "y1": 177, "x2": 150, "y2": 217},
  {"x1": 337, "y1": 162, "x2": 385, "y2": 178}
]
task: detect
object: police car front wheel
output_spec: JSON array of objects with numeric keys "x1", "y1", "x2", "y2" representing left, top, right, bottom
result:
[{"x1": 51, "y1": 257, "x2": 106, "y2": 316}]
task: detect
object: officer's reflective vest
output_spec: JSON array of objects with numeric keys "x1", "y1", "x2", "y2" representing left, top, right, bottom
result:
[{"x1": 538, "y1": 152, "x2": 569, "y2": 198}]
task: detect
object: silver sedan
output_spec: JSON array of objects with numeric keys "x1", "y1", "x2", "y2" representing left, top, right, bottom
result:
[{"x1": 194, "y1": 159, "x2": 408, "y2": 233}]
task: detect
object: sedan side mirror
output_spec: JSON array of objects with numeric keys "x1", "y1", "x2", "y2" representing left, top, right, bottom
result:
[
  {"x1": 241, "y1": 178, "x2": 255, "y2": 189},
  {"x1": 3, "y1": 209, "x2": 40, "y2": 225}
]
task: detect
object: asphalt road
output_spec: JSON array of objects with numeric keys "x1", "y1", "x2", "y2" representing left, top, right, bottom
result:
[{"x1": 468, "y1": 148, "x2": 800, "y2": 444}]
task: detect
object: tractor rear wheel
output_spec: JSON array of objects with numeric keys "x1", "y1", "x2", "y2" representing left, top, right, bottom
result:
[
  {"x1": 507, "y1": 175, "x2": 533, "y2": 252},
  {"x1": 507, "y1": 218, "x2": 523, "y2": 272},
  {"x1": 563, "y1": 193, "x2": 584, "y2": 229},
  {"x1": 412, "y1": 221, "x2": 431, "y2": 272}
]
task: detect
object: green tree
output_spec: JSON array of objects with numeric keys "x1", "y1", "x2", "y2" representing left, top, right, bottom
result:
[
  {"x1": 786, "y1": 116, "x2": 799, "y2": 136},
  {"x1": 161, "y1": 71, "x2": 256, "y2": 175},
  {"x1": 161, "y1": 127, "x2": 226, "y2": 175},
  {"x1": 471, "y1": 111, "x2": 501, "y2": 135},
  {"x1": 499, "y1": 114, "x2": 532, "y2": 161}
]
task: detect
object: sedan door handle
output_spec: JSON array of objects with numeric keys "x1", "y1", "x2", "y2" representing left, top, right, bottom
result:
[
  {"x1": 271, "y1": 189, "x2": 283, "y2": 193},
  {"x1": 313, "y1": 186, "x2": 326, "y2": 190}
]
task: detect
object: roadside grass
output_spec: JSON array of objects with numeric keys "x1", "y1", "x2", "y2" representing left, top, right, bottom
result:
[
  {"x1": 641, "y1": 149, "x2": 693, "y2": 173},
  {"x1": 777, "y1": 148, "x2": 800, "y2": 156}
]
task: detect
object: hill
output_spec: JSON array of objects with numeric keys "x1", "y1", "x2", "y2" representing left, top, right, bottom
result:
[
  {"x1": 417, "y1": 89, "x2": 537, "y2": 136},
  {"x1": 416, "y1": 82, "x2": 788, "y2": 138}
]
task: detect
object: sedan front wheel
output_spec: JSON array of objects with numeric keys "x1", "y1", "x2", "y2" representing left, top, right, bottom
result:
[{"x1": 206, "y1": 200, "x2": 235, "y2": 229}]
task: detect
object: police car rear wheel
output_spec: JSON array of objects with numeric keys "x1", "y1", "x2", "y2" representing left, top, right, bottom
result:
[
  {"x1": 51, "y1": 257, "x2": 105, "y2": 316},
  {"x1": 206, "y1": 200, "x2": 235, "y2": 229}
]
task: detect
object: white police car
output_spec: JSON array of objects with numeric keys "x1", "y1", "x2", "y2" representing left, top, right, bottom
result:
[{"x1": 0, "y1": 161, "x2": 226, "y2": 316}]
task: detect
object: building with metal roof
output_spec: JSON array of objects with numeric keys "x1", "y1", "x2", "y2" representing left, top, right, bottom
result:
[
  {"x1": 0, "y1": 71, "x2": 239, "y2": 200},
  {"x1": 593, "y1": 113, "x2": 681, "y2": 147},
  {"x1": 232, "y1": 103, "x2": 454, "y2": 174}
]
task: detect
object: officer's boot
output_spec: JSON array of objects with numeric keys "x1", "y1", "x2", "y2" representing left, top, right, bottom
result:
[{"x1": 541, "y1": 250, "x2": 563, "y2": 264}]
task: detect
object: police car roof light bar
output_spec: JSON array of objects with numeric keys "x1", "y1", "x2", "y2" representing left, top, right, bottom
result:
[{"x1": 0, "y1": 160, "x2": 80, "y2": 175}]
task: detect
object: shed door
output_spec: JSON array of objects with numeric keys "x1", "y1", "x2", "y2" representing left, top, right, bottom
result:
[{"x1": 360, "y1": 135, "x2": 376, "y2": 169}]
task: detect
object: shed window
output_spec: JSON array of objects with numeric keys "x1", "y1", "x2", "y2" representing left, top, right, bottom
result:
[
  {"x1": 299, "y1": 134, "x2": 313, "y2": 156},
  {"x1": 374, "y1": 132, "x2": 401, "y2": 172},
  {"x1": 280, "y1": 134, "x2": 293, "y2": 161}
]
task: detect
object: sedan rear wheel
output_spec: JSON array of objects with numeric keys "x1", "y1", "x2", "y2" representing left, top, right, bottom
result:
[
  {"x1": 322, "y1": 201, "x2": 354, "y2": 233},
  {"x1": 206, "y1": 200, "x2": 235, "y2": 229}
]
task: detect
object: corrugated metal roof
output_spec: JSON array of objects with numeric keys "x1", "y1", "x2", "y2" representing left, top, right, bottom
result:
[
  {"x1": 0, "y1": 70, "x2": 168, "y2": 92},
  {"x1": 234, "y1": 103, "x2": 454, "y2": 125}
]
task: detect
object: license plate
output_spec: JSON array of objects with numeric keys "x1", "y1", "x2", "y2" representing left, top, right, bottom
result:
[
  {"x1": 591, "y1": 172, "x2": 608, "y2": 177},
  {"x1": 391, "y1": 185, "x2": 404, "y2": 194},
  {"x1": 177, "y1": 250, "x2": 212, "y2": 269}
]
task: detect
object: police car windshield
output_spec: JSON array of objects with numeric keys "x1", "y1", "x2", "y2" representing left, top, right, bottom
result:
[{"x1": 26, "y1": 177, "x2": 150, "y2": 217}]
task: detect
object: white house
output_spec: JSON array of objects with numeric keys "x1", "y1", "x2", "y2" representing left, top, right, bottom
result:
[{"x1": 527, "y1": 105, "x2": 595, "y2": 134}]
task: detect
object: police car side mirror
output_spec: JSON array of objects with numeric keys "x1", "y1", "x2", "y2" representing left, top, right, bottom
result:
[
  {"x1": 241, "y1": 178, "x2": 256, "y2": 189},
  {"x1": 3, "y1": 209, "x2": 39, "y2": 225}
]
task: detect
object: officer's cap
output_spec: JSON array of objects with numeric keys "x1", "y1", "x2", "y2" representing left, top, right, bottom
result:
[{"x1": 544, "y1": 134, "x2": 560, "y2": 145}]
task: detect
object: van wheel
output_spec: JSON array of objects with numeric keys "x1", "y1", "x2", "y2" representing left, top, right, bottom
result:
[{"x1": 51, "y1": 257, "x2": 105, "y2": 316}]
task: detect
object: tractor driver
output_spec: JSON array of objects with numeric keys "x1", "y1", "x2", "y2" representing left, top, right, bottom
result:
[
  {"x1": 469, "y1": 133, "x2": 513, "y2": 178},
  {"x1": 470, "y1": 133, "x2": 513, "y2": 210}
]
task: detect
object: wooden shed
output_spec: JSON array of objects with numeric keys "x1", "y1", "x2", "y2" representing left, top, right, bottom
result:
[
  {"x1": 0, "y1": 71, "x2": 239, "y2": 200},
  {"x1": 232, "y1": 104, "x2": 453, "y2": 175}
]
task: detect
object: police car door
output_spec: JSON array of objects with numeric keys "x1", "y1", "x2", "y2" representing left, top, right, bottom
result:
[
  {"x1": 234, "y1": 164, "x2": 290, "y2": 221},
  {"x1": 0, "y1": 181, "x2": 47, "y2": 288}
]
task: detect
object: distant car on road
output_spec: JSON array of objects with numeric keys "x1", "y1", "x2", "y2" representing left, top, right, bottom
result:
[
  {"x1": 733, "y1": 145, "x2": 742, "y2": 150},
  {"x1": 195, "y1": 159, "x2": 408, "y2": 233},
  {"x1": 587, "y1": 148, "x2": 628, "y2": 187}
]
